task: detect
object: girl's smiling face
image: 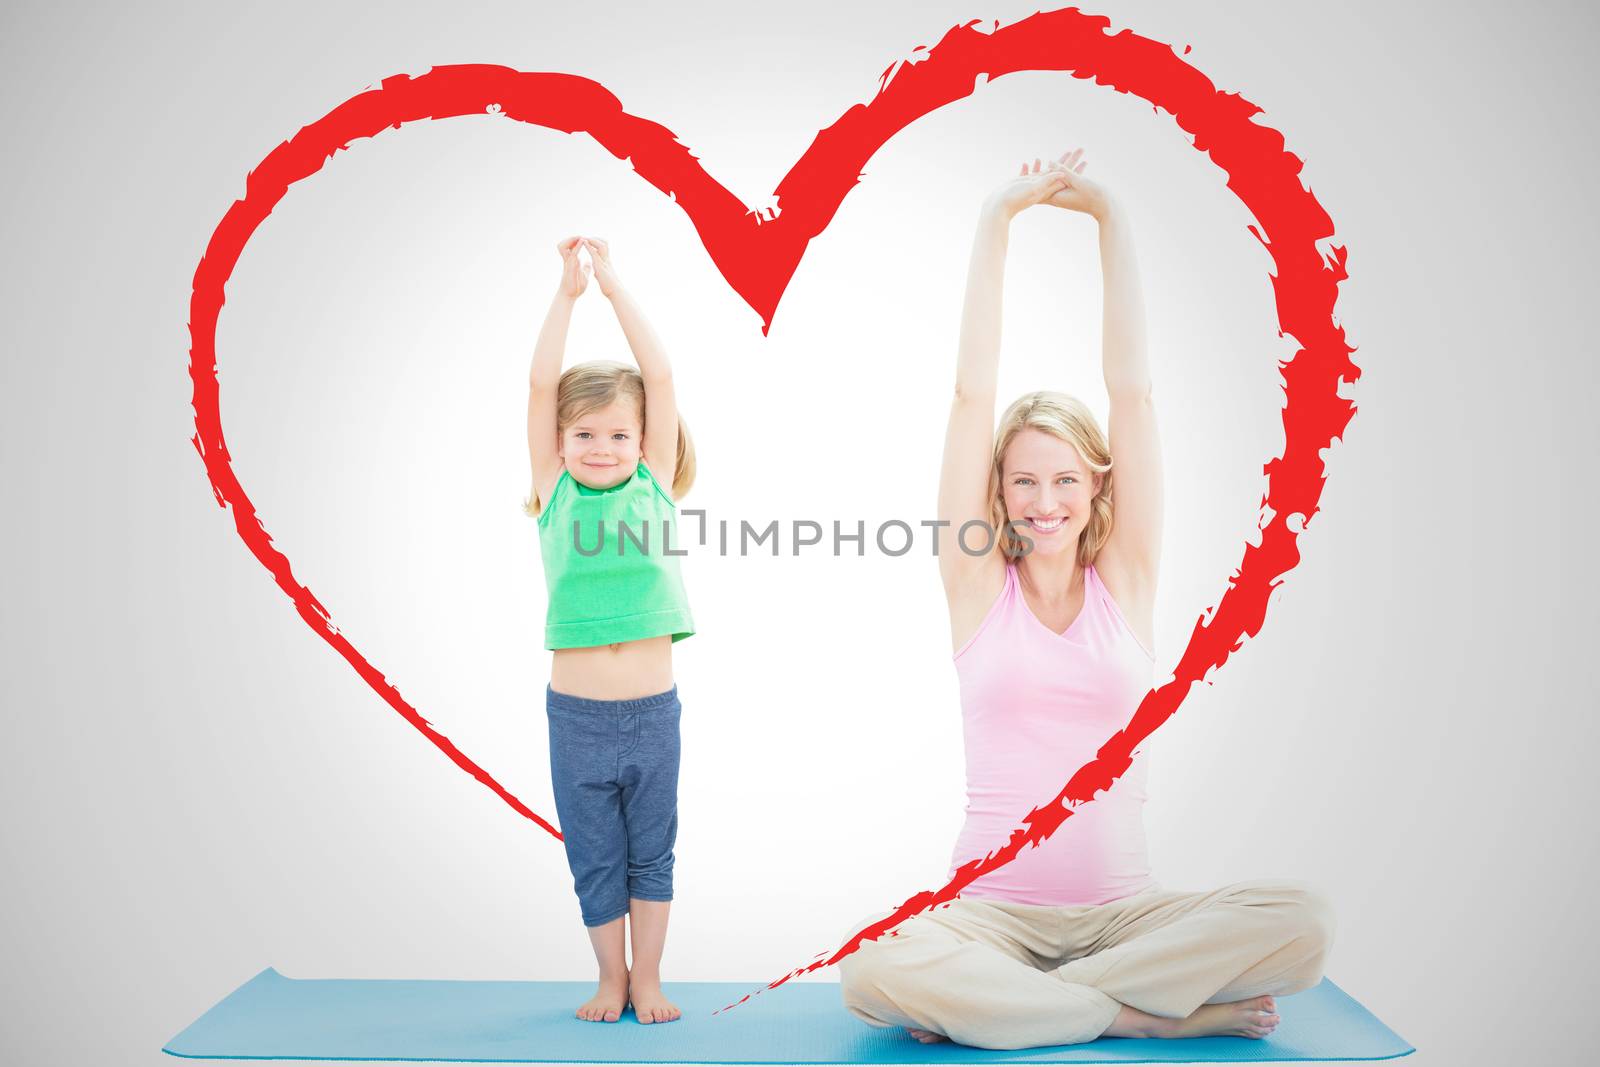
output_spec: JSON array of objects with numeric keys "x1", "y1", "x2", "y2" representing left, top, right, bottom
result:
[
  {"x1": 559, "y1": 399, "x2": 644, "y2": 489},
  {"x1": 1000, "y1": 428, "x2": 1103, "y2": 557}
]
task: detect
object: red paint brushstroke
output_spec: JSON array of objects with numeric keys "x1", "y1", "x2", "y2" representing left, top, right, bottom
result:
[{"x1": 189, "y1": 4, "x2": 1355, "y2": 939}]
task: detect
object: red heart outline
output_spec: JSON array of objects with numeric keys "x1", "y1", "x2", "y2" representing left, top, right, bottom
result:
[{"x1": 187, "y1": 6, "x2": 1357, "y2": 998}]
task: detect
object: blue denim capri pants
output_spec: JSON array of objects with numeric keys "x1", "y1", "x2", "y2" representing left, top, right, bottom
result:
[{"x1": 546, "y1": 685, "x2": 680, "y2": 927}]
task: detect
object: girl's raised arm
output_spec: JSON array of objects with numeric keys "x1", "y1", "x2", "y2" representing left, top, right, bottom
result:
[
  {"x1": 527, "y1": 236, "x2": 586, "y2": 511},
  {"x1": 583, "y1": 237, "x2": 679, "y2": 491},
  {"x1": 937, "y1": 162, "x2": 1074, "y2": 594}
]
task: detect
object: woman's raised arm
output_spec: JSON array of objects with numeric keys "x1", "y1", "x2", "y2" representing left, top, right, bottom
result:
[
  {"x1": 1097, "y1": 203, "x2": 1162, "y2": 588},
  {"x1": 1045, "y1": 161, "x2": 1163, "y2": 596},
  {"x1": 937, "y1": 162, "x2": 1075, "y2": 593}
]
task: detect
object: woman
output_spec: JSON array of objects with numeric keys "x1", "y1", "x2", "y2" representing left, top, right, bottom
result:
[{"x1": 836, "y1": 150, "x2": 1335, "y2": 1051}]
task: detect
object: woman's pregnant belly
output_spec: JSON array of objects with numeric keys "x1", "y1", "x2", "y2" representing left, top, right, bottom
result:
[{"x1": 949, "y1": 738, "x2": 1153, "y2": 907}]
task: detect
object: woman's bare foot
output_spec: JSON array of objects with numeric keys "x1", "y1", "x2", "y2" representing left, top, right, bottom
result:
[
  {"x1": 907, "y1": 1027, "x2": 948, "y2": 1044},
  {"x1": 575, "y1": 972, "x2": 629, "y2": 1023},
  {"x1": 628, "y1": 975, "x2": 681, "y2": 1024},
  {"x1": 1107, "y1": 995, "x2": 1280, "y2": 1040}
]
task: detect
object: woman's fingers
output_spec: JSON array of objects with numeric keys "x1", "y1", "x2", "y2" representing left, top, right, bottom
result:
[
  {"x1": 993, "y1": 152, "x2": 1089, "y2": 216},
  {"x1": 1019, "y1": 148, "x2": 1085, "y2": 173},
  {"x1": 1047, "y1": 149, "x2": 1087, "y2": 172},
  {"x1": 1024, "y1": 170, "x2": 1070, "y2": 203}
]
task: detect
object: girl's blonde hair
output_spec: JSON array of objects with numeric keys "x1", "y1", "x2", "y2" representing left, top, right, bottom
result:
[
  {"x1": 523, "y1": 360, "x2": 696, "y2": 517},
  {"x1": 989, "y1": 391, "x2": 1114, "y2": 567}
]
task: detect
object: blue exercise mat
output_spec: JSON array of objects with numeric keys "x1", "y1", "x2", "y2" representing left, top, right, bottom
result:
[{"x1": 164, "y1": 968, "x2": 1412, "y2": 1063}]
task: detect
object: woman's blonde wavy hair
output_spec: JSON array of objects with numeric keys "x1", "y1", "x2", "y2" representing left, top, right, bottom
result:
[
  {"x1": 989, "y1": 391, "x2": 1114, "y2": 567},
  {"x1": 522, "y1": 360, "x2": 696, "y2": 517}
]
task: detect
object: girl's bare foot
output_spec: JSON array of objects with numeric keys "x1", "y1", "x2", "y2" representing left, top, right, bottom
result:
[
  {"x1": 907, "y1": 1027, "x2": 948, "y2": 1044},
  {"x1": 1107, "y1": 995, "x2": 1280, "y2": 1040},
  {"x1": 575, "y1": 973, "x2": 629, "y2": 1023},
  {"x1": 628, "y1": 975, "x2": 681, "y2": 1024}
]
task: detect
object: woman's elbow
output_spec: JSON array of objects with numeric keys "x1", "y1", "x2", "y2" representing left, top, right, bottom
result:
[{"x1": 1107, "y1": 380, "x2": 1154, "y2": 406}]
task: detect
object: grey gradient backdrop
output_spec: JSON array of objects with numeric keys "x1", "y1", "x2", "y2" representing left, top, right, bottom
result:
[{"x1": 3, "y1": 1, "x2": 1597, "y2": 1065}]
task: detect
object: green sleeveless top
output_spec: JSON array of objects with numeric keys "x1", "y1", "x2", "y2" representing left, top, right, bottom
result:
[{"x1": 536, "y1": 461, "x2": 694, "y2": 650}]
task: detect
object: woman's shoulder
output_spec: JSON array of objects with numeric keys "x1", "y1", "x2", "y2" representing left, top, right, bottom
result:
[
  {"x1": 944, "y1": 550, "x2": 1011, "y2": 655},
  {"x1": 1090, "y1": 546, "x2": 1157, "y2": 658},
  {"x1": 1091, "y1": 542, "x2": 1152, "y2": 602}
]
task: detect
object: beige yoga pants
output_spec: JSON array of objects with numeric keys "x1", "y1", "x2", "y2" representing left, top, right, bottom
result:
[{"x1": 838, "y1": 880, "x2": 1334, "y2": 1051}]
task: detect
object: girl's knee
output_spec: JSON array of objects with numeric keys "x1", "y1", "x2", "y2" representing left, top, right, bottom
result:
[{"x1": 626, "y1": 858, "x2": 673, "y2": 902}]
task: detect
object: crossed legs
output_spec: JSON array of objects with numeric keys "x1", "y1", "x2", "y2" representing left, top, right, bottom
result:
[{"x1": 839, "y1": 880, "x2": 1334, "y2": 1050}]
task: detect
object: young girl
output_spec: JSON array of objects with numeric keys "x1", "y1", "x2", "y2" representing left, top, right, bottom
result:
[{"x1": 524, "y1": 235, "x2": 694, "y2": 1026}]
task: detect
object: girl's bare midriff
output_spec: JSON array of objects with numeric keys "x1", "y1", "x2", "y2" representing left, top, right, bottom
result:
[{"x1": 551, "y1": 635, "x2": 675, "y2": 700}]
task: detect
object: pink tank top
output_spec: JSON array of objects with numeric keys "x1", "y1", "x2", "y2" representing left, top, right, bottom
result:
[{"x1": 947, "y1": 561, "x2": 1157, "y2": 906}]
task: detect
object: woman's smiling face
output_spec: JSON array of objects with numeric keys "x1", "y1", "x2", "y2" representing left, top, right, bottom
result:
[
  {"x1": 558, "y1": 399, "x2": 644, "y2": 489},
  {"x1": 1000, "y1": 428, "x2": 1102, "y2": 557}
]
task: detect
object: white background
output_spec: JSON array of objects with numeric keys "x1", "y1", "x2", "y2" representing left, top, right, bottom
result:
[{"x1": 3, "y1": 2, "x2": 1597, "y2": 1065}]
